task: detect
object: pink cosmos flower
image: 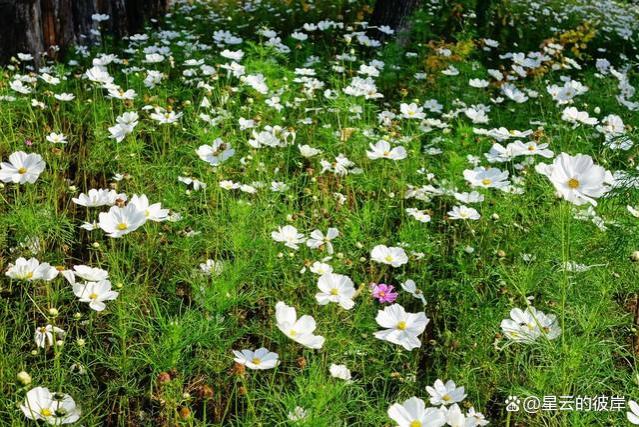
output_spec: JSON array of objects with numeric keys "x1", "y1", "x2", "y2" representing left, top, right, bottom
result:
[{"x1": 372, "y1": 283, "x2": 398, "y2": 303}]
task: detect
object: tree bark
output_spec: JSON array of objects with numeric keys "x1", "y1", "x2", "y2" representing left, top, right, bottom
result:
[
  {"x1": 371, "y1": 0, "x2": 421, "y2": 41},
  {"x1": 0, "y1": 0, "x2": 168, "y2": 65}
]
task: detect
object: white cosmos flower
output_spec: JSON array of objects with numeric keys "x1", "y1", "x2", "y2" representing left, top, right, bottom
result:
[
  {"x1": 535, "y1": 153, "x2": 612, "y2": 206},
  {"x1": 0, "y1": 151, "x2": 46, "y2": 184},
  {"x1": 443, "y1": 404, "x2": 472, "y2": 427},
  {"x1": 129, "y1": 194, "x2": 169, "y2": 222},
  {"x1": 400, "y1": 279, "x2": 427, "y2": 305},
  {"x1": 370, "y1": 245, "x2": 408, "y2": 267},
  {"x1": 21, "y1": 387, "x2": 80, "y2": 425},
  {"x1": 509, "y1": 140, "x2": 554, "y2": 158},
  {"x1": 109, "y1": 111, "x2": 139, "y2": 142},
  {"x1": 199, "y1": 259, "x2": 224, "y2": 276},
  {"x1": 306, "y1": 228, "x2": 339, "y2": 254},
  {"x1": 469, "y1": 78, "x2": 490, "y2": 88},
  {"x1": 5, "y1": 257, "x2": 58, "y2": 281},
  {"x1": 406, "y1": 207, "x2": 431, "y2": 223},
  {"x1": 426, "y1": 379, "x2": 467, "y2": 406},
  {"x1": 447, "y1": 205, "x2": 481, "y2": 220},
  {"x1": 463, "y1": 166, "x2": 510, "y2": 189},
  {"x1": 243, "y1": 73, "x2": 269, "y2": 94},
  {"x1": 400, "y1": 103, "x2": 426, "y2": 119},
  {"x1": 62, "y1": 265, "x2": 109, "y2": 284},
  {"x1": 500, "y1": 306, "x2": 561, "y2": 342},
  {"x1": 275, "y1": 301, "x2": 325, "y2": 349},
  {"x1": 196, "y1": 138, "x2": 235, "y2": 166},
  {"x1": 374, "y1": 303, "x2": 429, "y2": 350},
  {"x1": 85, "y1": 65, "x2": 114, "y2": 85},
  {"x1": 54, "y1": 93, "x2": 75, "y2": 101},
  {"x1": 387, "y1": 396, "x2": 446, "y2": 427},
  {"x1": 561, "y1": 106, "x2": 598, "y2": 126},
  {"x1": 329, "y1": 363, "x2": 352, "y2": 381},
  {"x1": 72, "y1": 280, "x2": 119, "y2": 311},
  {"x1": 34, "y1": 324, "x2": 65, "y2": 348},
  {"x1": 315, "y1": 273, "x2": 356, "y2": 309},
  {"x1": 309, "y1": 261, "x2": 333, "y2": 275},
  {"x1": 98, "y1": 203, "x2": 147, "y2": 238},
  {"x1": 233, "y1": 348, "x2": 279, "y2": 370},
  {"x1": 271, "y1": 225, "x2": 306, "y2": 250},
  {"x1": 149, "y1": 108, "x2": 183, "y2": 124},
  {"x1": 453, "y1": 191, "x2": 484, "y2": 204},
  {"x1": 366, "y1": 140, "x2": 407, "y2": 160},
  {"x1": 72, "y1": 189, "x2": 125, "y2": 207},
  {"x1": 627, "y1": 400, "x2": 639, "y2": 425}
]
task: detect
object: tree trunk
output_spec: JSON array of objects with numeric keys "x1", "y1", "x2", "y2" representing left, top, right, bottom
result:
[
  {"x1": 475, "y1": 0, "x2": 493, "y2": 38},
  {"x1": 371, "y1": 0, "x2": 421, "y2": 42},
  {"x1": 0, "y1": 0, "x2": 168, "y2": 65}
]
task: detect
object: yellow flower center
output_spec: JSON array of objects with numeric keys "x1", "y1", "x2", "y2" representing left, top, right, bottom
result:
[
  {"x1": 40, "y1": 408, "x2": 53, "y2": 417},
  {"x1": 443, "y1": 394, "x2": 452, "y2": 402},
  {"x1": 289, "y1": 330, "x2": 297, "y2": 337},
  {"x1": 330, "y1": 288, "x2": 339, "y2": 295},
  {"x1": 397, "y1": 321, "x2": 407, "y2": 330},
  {"x1": 481, "y1": 178, "x2": 492, "y2": 186},
  {"x1": 251, "y1": 357, "x2": 261, "y2": 365},
  {"x1": 567, "y1": 178, "x2": 580, "y2": 189},
  {"x1": 384, "y1": 255, "x2": 393, "y2": 262},
  {"x1": 18, "y1": 167, "x2": 27, "y2": 174},
  {"x1": 410, "y1": 421, "x2": 422, "y2": 427},
  {"x1": 89, "y1": 293, "x2": 98, "y2": 300},
  {"x1": 117, "y1": 223, "x2": 128, "y2": 230}
]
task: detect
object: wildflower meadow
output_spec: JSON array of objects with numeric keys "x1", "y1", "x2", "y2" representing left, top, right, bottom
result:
[{"x1": 1, "y1": 0, "x2": 639, "y2": 425}]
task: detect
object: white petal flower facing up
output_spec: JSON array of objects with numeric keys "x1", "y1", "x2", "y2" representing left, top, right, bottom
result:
[
  {"x1": 62, "y1": 265, "x2": 109, "y2": 284},
  {"x1": 463, "y1": 166, "x2": 510, "y2": 190},
  {"x1": 315, "y1": 273, "x2": 356, "y2": 310},
  {"x1": 366, "y1": 140, "x2": 407, "y2": 160},
  {"x1": 443, "y1": 403, "x2": 474, "y2": 427},
  {"x1": 72, "y1": 189, "x2": 124, "y2": 207},
  {"x1": 275, "y1": 301, "x2": 325, "y2": 349},
  {"x1": 374, "y1": 304, "x2": 429, "y2": 350},
  {"x1": 447, "y1": 205, "x2": 481, "y2": 221},
  {"x1": 21, "y1": 387, "x2": 80, "y2": 425},
  {"x1": 387, "y1": 396, "x2": 446, "y2": 427},
  {"x1": 5, "y1": 257, "x2": 58, "y2": 281},
  {"x1": 370, "y1": 245, "x2": 408, "y2": 268},
  {"x1": 129, "y1": 194, "x2": 169, "y2": 222},
  {"x1": 46, "y1": 132, "x2": 68, "y2": 144},
  {"x1": 306, "y1": 227, "x2": 339, "y2": 254},
  {"x1": 535, "y1": 152, "x2": 612, "y2": 206},
  {"x1": 426, "y1": 379, "x2": 467, "y2": 406},
  {"x1": 329, "y1": 363, "x2": 352, "y2": 381},
  {"x1": 196, "y1": 138, "x2": 235, "y2": 166},
  {"x1": 232, "y1": 348, "x2": 279, "y2": 370},
  {"x1": 98, "y1": 203, "x2": 147, "y2": 238},
  {"x1": 500, "y1": 306, "x2": 561, "y2": 343},
  {"x1": 72, "y1": 280, "x2": 119, "y2": 312},
  {"x1": 0, "y1": 151, "x2": 45, "y2": 184},
  {"x1": 271, "y1": 225, "x2": 306, "y2": 250}
]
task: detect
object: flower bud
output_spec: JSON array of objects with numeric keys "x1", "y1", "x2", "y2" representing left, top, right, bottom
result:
[{"x1": 17, "y1": 371, "x2": 32, "y2": 385}]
